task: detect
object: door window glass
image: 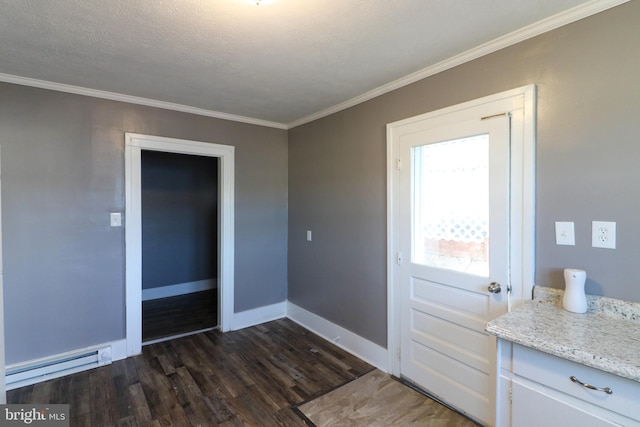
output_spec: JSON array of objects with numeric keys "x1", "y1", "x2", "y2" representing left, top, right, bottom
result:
[{"x1": 412, "y1": 134, "x2": 489, "y2": 276}]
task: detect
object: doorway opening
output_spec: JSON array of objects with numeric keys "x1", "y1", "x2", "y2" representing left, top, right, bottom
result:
[
  {"x1": 125, "y1": 133, "x2": 235, "y2": 357},
  {"x1": 140, "y1": 150, "x2": 219, "y2": 343}
]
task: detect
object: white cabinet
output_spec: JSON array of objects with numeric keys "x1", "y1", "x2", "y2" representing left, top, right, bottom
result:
[
  {"x1": 512, "y1": 379, "x2": 621, "y2": 426},
  {"x1": 499, "y1": 342, "x2": 640, "y2": 427}
]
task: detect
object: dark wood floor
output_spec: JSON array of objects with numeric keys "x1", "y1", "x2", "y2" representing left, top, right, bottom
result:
[
  {"x1": 8, "y1": 319, "x2": 373, "y2": 426},
  {"x1": 142, "y1": 290, "x2": 218, "y2": 342}
]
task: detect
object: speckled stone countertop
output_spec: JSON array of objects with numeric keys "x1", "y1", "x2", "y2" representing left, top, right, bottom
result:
[{"x1": 486, "y1": 286, "x2": 640, "y2": 382}]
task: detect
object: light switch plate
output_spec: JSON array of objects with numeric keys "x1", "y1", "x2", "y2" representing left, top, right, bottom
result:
[
  {"x1": 110, "y1": 212, "x2": 122, "y2": 227},
  {"x1": 555, "y1": 222, "x2": 575, "y2": 245},
  {"x1": 592, "y1": 221, "x2": 616, "y2": 249},
  {"x1": 306, "y1": 230, "x2": 312, "y2": 242}
]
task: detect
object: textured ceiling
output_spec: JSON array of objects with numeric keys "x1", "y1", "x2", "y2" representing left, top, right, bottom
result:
[{"x1": 0, "y1": 0, "x2": 614, "y2": 126}]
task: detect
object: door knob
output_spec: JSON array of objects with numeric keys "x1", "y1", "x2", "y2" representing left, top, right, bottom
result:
[{"x1": 488, "y1": 282, "x2": 502, "y2": 294}]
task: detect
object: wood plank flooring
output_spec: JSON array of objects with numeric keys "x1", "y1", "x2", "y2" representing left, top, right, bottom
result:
[
  {"x1": 142, "y1": 290, "x2": 218, "y2": 342},
  {"x1": 8, "y1": 319, "x2": 373, "y2": 426},
  {"x1": 299, "y1": 369, "x2": 480, "y2": 426}
]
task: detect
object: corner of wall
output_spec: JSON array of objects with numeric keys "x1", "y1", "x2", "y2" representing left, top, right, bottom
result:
[{"x1": 286, "y1": 301, "x2": 388, "y2": 372}]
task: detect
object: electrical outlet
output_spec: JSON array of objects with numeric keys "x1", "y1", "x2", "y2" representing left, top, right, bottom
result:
[
  {"x1": 555, "y1": 222, "x2": 575, "y2": 245},
  {"x1": 592, "y1": 221, "x2": 616, "y2": 249}
]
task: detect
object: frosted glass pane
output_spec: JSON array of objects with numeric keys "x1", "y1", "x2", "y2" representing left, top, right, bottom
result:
[{"x1": 412, "y1": 134, "x2": 489, "y2": 276}]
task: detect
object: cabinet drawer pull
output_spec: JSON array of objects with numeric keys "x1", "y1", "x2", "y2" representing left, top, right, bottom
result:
[{"x1": 570, "y1": 376, "x2": 613, "y2": 394}]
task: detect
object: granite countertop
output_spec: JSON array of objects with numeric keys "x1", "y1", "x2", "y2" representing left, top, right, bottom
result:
[{"x1": 485, "y1": 287, "x2": 640, "y2": 382}]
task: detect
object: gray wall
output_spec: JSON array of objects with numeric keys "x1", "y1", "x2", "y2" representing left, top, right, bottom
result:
[
  {"x1": 288, "y1": 2, "x2": 640, "y2": 347},
  {"x1": 141, "y1": 151, "x2": 218, "y2": 290},
  {"x1": 0, "y1": 84, "x2": 288, "y2": 364},
  {"x1": 1, "y1": 1, "x2": 638, "y2": 365}
]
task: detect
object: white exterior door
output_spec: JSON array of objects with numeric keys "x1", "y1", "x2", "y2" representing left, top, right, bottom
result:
[{"x1": 388, "y1": 86, "x2": 536, "y2": 426}]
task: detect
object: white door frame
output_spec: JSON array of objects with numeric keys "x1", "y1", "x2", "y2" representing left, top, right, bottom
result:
[
  {"x1": 124, "y1": 133, "x2": 235, "y2": 357},
  {"x1": 386, "y1": 85, "x2": 536, "y2": 375}
]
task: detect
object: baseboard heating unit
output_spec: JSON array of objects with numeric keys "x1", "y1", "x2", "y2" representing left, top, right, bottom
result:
[{"x1": 5, "y1": 346, "x2": 112, "y2": 390}]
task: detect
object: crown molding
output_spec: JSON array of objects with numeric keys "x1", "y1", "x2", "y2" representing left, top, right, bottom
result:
[
  {"x1": 0, "y1": 73, "x2": 288, "y2": 130},
  {"x1": 0, "y1": 0, "x2": 628, "y2": 131},
  {"x1": 287, "y1": 0, "x2": 629, "y2": 129}
]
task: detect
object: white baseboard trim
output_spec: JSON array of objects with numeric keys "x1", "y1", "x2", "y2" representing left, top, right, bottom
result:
[
  {"x1": 6, "y1": 302, "x2": 389, "y2": 388},
  {"x1": 5, "y1": 339, "x2": 127, "y2": 390},
  {"x1": 142, "y1": 279, "x2": 217, "y2": 301},
  {"x1": 230, "y1": 301, "x2": 287, "y2": 331},
  {"x1": 110, "y1": 339, "x2": 128, "y2": 362},
  {"x1": 286, "y1": 302, "x2": 388, "y2": 372}
]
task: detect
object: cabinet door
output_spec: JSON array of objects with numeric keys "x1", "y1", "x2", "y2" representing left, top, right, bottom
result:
[{"x1": 512, "y1": 380, "x2": 622, "y2": 427}]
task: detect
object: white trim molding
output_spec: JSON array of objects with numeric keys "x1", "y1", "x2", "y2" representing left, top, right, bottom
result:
[
  {"x1": 286, "y1": 302, "x2": 388, "y2": 372},
  {"x1": 231, "y1": 301, "x2": 287, "y2": 331},
  {"x1": 125, "y1": 133, "x2": 235, "y2": 357},
  {"x1": 0, "y1": 1, "x2": 624, "y2": 131},
  {"x1": 142, "y1": 279, "x2": 217, "y2": 301},
  {"x1": 288, "y1": 0, "x2": 628, "y2": 128},
  {"x1": 4, "y1": 302, "x2": 393, "y2": 388},
  {"x1": 0, "y1": 73, "x2": 287, "y2": 130}
]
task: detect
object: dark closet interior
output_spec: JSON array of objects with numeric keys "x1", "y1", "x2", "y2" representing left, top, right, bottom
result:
[{"x1": 140, "y1": 150, "x2": 219, "y2": 342}]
